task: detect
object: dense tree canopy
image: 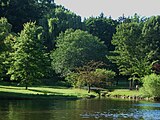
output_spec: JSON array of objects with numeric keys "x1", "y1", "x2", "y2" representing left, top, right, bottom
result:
[
  {"x1": 40, "y1": 6, "x2": 83, "y2": 51},
  {"x1": 109, "y1": 21, "x2": 153, "y2": 81},
  {"x1": 0, "y1": 0, "x2": 55, "y2": 32},
  {"x1": 142, "y1": 16, "x2": 160, "y2": 60},
  {"x1": 0, "y1": 17, "x2": 12, "y2": 79},
  {"x1": 84, "y1": 16, "x2": 118, "y2": 51},
  {"x1": 50, "y1": 29, "x2": 107, "y2": 76}
]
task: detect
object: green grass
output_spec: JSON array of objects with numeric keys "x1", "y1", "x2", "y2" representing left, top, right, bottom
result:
[
  {"x1": 0, "y1": 85, "x2": 97, "y2": 100},
  {"x1": 108, "y1": 89, "x2": 142, "y2": 96}
]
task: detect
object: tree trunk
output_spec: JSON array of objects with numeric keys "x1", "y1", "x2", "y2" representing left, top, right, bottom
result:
[
  {"x1": 88, "y1": 85, "x2": 91, "y2": 93},
  {"x1": 25, "y1": 79, "x2": 28, "y2": 90},
  {"x1": 129, "y1": 79, "x2": 133, "y2": 90}
]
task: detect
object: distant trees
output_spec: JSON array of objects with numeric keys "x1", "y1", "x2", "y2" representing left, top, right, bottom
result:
[
  {"x1": 142, "y1": 16, "x2": 160, "y2": 60},
  {"x1": 7, "y1": 22, "x2": 49, "y2": 89},
  {"x1": 0, "y1": 0, "x2": 55, "y2": 32},
  {"x1": 84, "y1": 16, "x2": 118, "y2": 51},
  {"x1": 50, "y1": 29, "x2": 107, "y2": 76},
  {"x1": 40, "y1": 6, "x2": 83, "y2": 51}
]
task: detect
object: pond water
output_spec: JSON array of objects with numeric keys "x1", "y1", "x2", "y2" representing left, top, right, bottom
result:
[{"x1": 0, "y1": 98, "x2": 160, "y2": 120}]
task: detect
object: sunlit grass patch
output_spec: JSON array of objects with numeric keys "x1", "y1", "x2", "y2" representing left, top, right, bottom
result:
[
  {"x1": 109, "y1": 89, "x2": 142, "y2": 96},
  {"x1": 0, "y1": 85, "x2": 96, "y2": 99}
]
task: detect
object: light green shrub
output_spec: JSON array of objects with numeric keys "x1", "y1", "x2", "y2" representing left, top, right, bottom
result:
[{"x1": 140, "y1": 74, "x2": 160, "y2": 97}]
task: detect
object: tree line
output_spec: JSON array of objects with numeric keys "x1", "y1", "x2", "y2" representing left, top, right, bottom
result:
[{"x1": 0, "y1": 0, "x2": 160, "y2": 94}]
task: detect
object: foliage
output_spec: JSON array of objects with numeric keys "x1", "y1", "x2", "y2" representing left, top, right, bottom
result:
[
  {"x1": 84, "y1": 15, "x2": 118, "y2": 51},
  {"x1": 118, "y1": 13, "x2": 147, "y2": 23},
  {"x1": 0, "y1": 0, "x2": 55, "y2": 32},
  {"x1": 109, "y1": 89, "x2": 142, "y2": 96},
  {"x1": 51, "y1": 29, "x2": 107, "y2": 76},
  {"x1": 0, "y1": 17, "x2": 12, "y2": 79},
  {"x1": 39, "y1": 6, "x2": 83, "y2": 51},
  {"x1": 94, "y1": 69, "x2": 116, "y2": 81},
  {"x1": 67, "y1": 61, "x2": 115, "y2": 92},
  {"x1": 109, "y1": 21, "x2": 154, "y2": 81},
  {"x1": 7, "y1": 22, "x2": 50, "y2": 89},
  {"x1": 140, "y1": 74, "x2": 160, "y2": 97},
  {"x1": 65, "y1": 72, "x2": 85, "y2": 88},
  {"x1": 142, "y1": 16, "x2": 160, "y2": 60}
]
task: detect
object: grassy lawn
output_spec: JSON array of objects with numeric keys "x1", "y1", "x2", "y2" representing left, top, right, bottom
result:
[
  {"x1": 0, "y1": 85, "x2": 96, "y2": 100},
  {"x1": 108, "y1": 89, "x2": 142, "y2": 96}
]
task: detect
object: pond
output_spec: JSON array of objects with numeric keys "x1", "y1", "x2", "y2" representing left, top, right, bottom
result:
[{"x1": 0, "y1": 98, "x2": 160, "y2": 120}]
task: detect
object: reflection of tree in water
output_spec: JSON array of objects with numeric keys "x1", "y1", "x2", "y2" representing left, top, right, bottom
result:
[
  {"x1": 0, "y1": 99, "x2": 160, "y2": 120},
  {"x1": 0, "y1": 100, "x2": 10, "y2": 120}
]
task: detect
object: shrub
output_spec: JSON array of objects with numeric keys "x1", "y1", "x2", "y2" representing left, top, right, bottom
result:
[
  {"x1": 140, "y1": 74, "x2": 160, "y2": 97},
  {"x1": 65, "y1": 72, "x2": 85, "y2": 88}
]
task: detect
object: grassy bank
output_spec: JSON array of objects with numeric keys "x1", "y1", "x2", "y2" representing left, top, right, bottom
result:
[
  {"x1": 0, "y1": 85, "x2": 96, "y2": 100},
  {"x1": 108, "y1": 89, "x2": 142, "y2": 96},
  {"x1": 106, "y1": 89, "x2": 157, "y2": 101}
]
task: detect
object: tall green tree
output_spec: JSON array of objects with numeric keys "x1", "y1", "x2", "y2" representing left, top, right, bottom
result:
[
  {"x1": 109, "y1": 21, "x2": 154, "y2": 88},
  {"x1": 7, "y1": 22, "x2": 49, "y2": 89},
  {"x1": 0, "y1": 17, "x2": 12, "y2": 80},
  {"x1": 142, "y1": 16, "x2": 160, "y2": 60},
  {"x1": 50, "y1": 29, "x2": 107, "y2": 76}
]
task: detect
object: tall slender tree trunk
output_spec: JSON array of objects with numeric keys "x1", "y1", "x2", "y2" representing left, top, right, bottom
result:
[
  {"x1": 25, "y1": 79, "x2": 28, "y2": 90},
  {"x1": 129, "y1": 79, "x2": 133, "y2": 90},
  {"x1": 88, "y1": 84, "x2": 91, "y2": 93}
]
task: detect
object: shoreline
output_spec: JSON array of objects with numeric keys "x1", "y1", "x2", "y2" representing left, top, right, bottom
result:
[{"x1": 101, "y1": 94, "x2": 160, "y2": 102}]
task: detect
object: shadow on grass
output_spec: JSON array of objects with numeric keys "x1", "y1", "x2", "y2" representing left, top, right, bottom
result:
[
  {"x1": 28, "y1": 89, "x2": 63, "y2": 95},
  {"x1": 0, "y1": 86, "x2": 25, "y2": 90},
  {"x1": 0, "y1": 91, "x2": 78, "y2": 100},
  {"x1": 0, "y1": 85, "x2": 69, "y2": 90},
  {"x1": 37, "y1": 86, "x2": 69, "y2": 89}
]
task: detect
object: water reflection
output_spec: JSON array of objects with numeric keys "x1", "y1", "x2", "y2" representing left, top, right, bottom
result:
[{"x1": 0, "y1": 99, "x2": 160, "y2": 120}]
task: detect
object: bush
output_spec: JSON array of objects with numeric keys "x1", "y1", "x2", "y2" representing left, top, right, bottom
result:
[
  {"x1": 140, "y1": 74, "x2": 160, "y2": 97},
  {"x1": 65, "y1": 72, "x2": 85, "y2": 88}
]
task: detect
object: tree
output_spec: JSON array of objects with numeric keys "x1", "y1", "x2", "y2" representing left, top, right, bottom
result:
[
  {"x1": 50, "y1": 29, "x2": 107, "y2": 76},
  {"x1": 109, "y1": 21, "x2": 154, "y2": 89},
  {"x1": 0, "y1": 0, "x2": 55, "y2": 32},
  {"x1": 39, "y1": 6, "x2": 83, "y2": 51},
  {"x1": 7, "y1": 22, "x2": 50, "y2": 89},
  {"x1": 0, "y1": 17, "x2": 12, "y2": 80},
  {"x1": 84, "y1": 16, "x2": 118, "y2": 51},
  {"x1": 142, "y1": 16, "x2": 160, "y2": 60},
  {"x1": 68, "y1": 61, "x2": 115, "y2": 93}
]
